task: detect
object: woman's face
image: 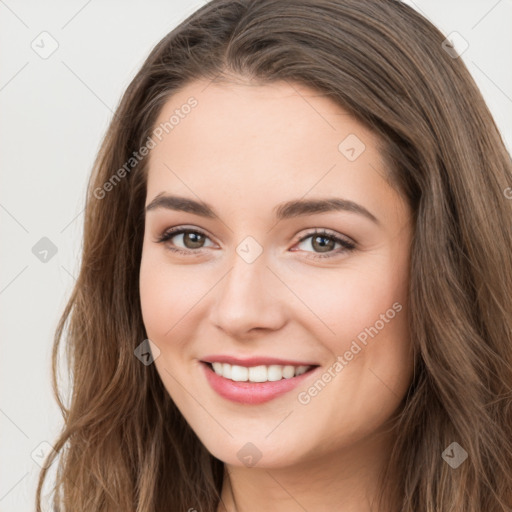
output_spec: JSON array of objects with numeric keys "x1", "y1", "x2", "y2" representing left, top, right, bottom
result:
[{"x1": 139, "y1": 78, "x2": 414, "y2": 469}]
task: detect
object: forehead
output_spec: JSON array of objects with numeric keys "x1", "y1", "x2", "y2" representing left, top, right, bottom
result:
[{"x1": 145, "y1": 79, "x2": 403, "y2": 226}]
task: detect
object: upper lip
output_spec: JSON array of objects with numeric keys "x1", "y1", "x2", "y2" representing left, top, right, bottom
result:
[{"x1": 201, "y1": 355, "x2": 319, "y2": 367}]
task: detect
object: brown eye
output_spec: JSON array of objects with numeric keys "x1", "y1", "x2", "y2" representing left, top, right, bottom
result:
[
  {"x1": 156, "y1": 227, "x2": 215, "y2": 254},
  {"x1": 310, "y1": 234, "x2": 336, "y2": 253},
  {"x1": 294, "y1": 229, "x2": 356, "y2": 259},
  {"x1": 181, "y1": 231, "x2": 207, "y2": 249}
]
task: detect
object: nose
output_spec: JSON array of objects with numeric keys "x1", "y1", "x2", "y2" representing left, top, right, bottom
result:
[{"x1": 208, "y1": 250, "x2": 288, "y2": 338}]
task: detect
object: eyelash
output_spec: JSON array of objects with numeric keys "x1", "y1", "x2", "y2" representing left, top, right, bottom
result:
[{"x1": 155, "y1": 227, "x2": 356, "y2": 259}]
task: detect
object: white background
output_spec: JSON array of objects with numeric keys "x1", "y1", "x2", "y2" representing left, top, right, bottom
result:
[{"x1": 1, "y1": 1, "x2": 511, "y2": 510}]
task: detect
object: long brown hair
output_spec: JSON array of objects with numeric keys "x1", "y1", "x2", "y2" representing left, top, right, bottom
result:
[{"x1": 36, "y1": 1, "x2": 512, "y2": 510}]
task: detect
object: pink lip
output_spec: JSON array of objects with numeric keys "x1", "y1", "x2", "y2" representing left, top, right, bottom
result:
[
  {"x1": 201, "y1": 355, "x2": 318, "y2": 367},
  {"x1": 201, "y1": 361, "x2": 320, "y2": 405}
]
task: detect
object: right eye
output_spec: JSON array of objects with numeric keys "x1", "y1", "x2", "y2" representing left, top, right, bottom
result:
[{"x1": 155, "y1": 227, "x2": 216, "y2": 255}]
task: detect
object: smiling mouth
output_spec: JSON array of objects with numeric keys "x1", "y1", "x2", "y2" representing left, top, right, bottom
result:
[{"x1": 202, "y1": 361, "x2": 319, "y2": 383}]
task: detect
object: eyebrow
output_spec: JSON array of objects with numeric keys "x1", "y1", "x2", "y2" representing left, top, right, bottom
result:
[{"x1": 145, "y1": 193, "x2": 380, "y2": 225}]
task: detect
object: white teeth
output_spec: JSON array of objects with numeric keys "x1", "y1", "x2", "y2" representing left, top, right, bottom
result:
[
  {"x1": 222, "y1": 363, "x2": 232, "y2": 379},
  {"x1": 208, "y1": 362, "x2": 312, "y2": 382},
  {"x1": 267, "y1": 365, "x2": 283, "y2": 381},
  {"x1": 248, "y1": 365, "x2": 267, "y2": 382},
  {"x1": 282, "y1": 365, "x2": 295, "y2": 379},
  {"x1": 231, "y1": 365, "x2": 248, "y2": 381},
  {"x1": 295, "y1": 365, "x2": 309, "y2": 376}
]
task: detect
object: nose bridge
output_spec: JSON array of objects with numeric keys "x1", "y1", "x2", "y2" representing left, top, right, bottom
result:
[{"x1": 209, "y1": 243, "x2": 286, "y2": 335}]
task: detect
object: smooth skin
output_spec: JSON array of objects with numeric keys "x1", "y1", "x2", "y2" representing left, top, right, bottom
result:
[{"x1": 139, "y1": 77, "x2": 414, "y2": 512}]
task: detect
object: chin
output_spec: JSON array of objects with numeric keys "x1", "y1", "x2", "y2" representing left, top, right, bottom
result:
[{"x1": 199, "y1": 435, "x2": 307, "y2": 469}]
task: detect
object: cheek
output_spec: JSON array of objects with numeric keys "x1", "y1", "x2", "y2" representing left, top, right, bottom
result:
[
  {"x1": 139, "y1": 247, "x2": 207, "y2": 338},
  {"x1": 294, "y1": 289, "x2": 411, "y2": 451},
  {"x1": 139, "y1": 250, "x2": 203, "y2": 400},
  {"x1": 288, "y1": 257, "x2": 408, "y2": 356},
  {"x1": 139, "y1": 258, "x2": 173, "y2": 338}
]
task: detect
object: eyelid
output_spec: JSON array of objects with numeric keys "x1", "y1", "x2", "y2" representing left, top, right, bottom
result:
[
  {"x1": 294, "y1": 227, "x2": 354, "y2": 246},
  {"x1": 154, "y1": 225, "x2": 215, "y2": 247}
]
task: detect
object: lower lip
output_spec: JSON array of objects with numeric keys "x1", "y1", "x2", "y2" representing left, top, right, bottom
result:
[{"x1": 201, "y1": 362, "x2": 319, "y2": 405}]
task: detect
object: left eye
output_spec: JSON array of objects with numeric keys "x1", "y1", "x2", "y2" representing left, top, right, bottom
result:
[{"x1": 293, "y1": 230, "x2": 356, "y2": 258}]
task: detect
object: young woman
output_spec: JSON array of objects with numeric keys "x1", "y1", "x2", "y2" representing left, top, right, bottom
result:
[{"x1": 36, "y1": 1, "x2": 512, "y2": 511}]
